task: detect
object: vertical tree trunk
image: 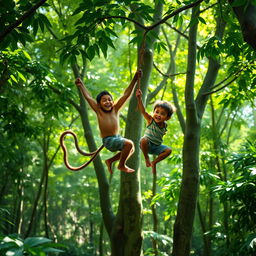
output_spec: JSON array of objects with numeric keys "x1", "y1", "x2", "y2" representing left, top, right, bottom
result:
[
  {"x1": 210, "y1": 99, "x2": 231, "y2": 250},
  {"x1": 228, "y1": 0, "x2": 256, "y2": 50},
  {"x1": 16, "y1": 169, "x2": 24, "y2": 234},
  {"x1": 98, "y1": 222, "x2": 104, "y2": 256},
  {"x1": 197, "y1": 201, "x2": 212, "y2": 256},
  {"x1": 173, "y1": 5, "x2": 200, "y2": 256},
  {"x1": 110, "y1": 2, "x2": 163, "y2": 255},
  {"x1": 25, "y1": 163, "x2": 45, "y2": 237},
  {"x1": 43, "y1": 133, "x2": 50, "y2": 238},
  {"x1": 173, "y1": 7, "x2": 226, "y2": 254},
  {"x1": 151, "y1": 172, "x2": 158, "y2": 255},
  {"x1": 72, "y1": 63, "x2": 116, "y2": 251}
]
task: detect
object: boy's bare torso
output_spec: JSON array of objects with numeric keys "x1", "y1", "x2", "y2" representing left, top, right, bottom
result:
[{"x1": 96, "y1": 107, "x2": 119, "y2": 138}]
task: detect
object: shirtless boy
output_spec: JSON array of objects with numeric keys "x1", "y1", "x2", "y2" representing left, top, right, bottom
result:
[{"x1": 75, "y1": 70, "x2": 141, "y2": 174}]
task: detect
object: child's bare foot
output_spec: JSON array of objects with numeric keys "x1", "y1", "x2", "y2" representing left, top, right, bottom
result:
[
  {"x1": 145, "y1": 158, "x2": 152, "y2": 167},
  {"x1": 105, "y1": 159, "x2": 113, "y2": 174},
  {"x1": 118, "y1": 165, "x2": 135, "y2": 173}
]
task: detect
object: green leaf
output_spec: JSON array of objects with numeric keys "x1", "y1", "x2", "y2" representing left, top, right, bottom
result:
[
  {"x1": 22, "y1": 50, "x2": 31, "y2": 60},
  {"x1": 38, "y1": 17, "x2": 45, "y2": 33},
  {"x1": 17, "y1": 71, "x2": 26, "y2": 82},
  {"x1": 93, "y1": 44, "x2": 100, "y2": 57},
  {"x1": 231, "y1": 0, "x2": 247, "y2": 7},
  {"x1": 176, "y1": 15, "x2": 183, "y2": 28},
  {"x1": 72, "y1": 4, "x2": 88, "y2": 16},
  {"x1": 198, "y1": 16, "x2": 206, "y2": 24},
  {"x1": 59, "y1": 49, "x2": 71, "y2": 66},
  {"x1": 10, "y1": 75, "x2": 18, "y2": 83},
  {"x1": 13, "y1": 248, "x2": 23, "y2": 256},
  {"x1": 103, "y1": 35, "x2": 115, "y2": 49},
  {"x1": 79, "y1": 49, "x2": 88, "y2": 61},
  {"x1": 94, "y1": 0, "x2": 110, "y2": 7},
  {"x1": 87, "y1": 45, "x2": 95, "y2": 61},
  {"x1": 43, "y1": 247, "x2": 64, "y2": 253},
  {"x1": 39, "y1": 13, "x2": 52, "y2": 28},
  {"x1": 129, "y1": 36, "x2": 138, "y2": 45},
  {"x1": 99, "y1": 40, "x2": 108, "y2": 58},
  {"x1": 105, "y1": 27, "x2": 118, "y2": 38}
]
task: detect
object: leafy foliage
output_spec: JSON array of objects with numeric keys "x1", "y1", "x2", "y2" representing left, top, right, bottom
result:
[
  {"x1": 144, "y1": 231, "x2": 172, "y2": 256},
  {"x1": 0, "y1": 0, "x2": 256, "y2": 255},
  {"x1": 0, "y1": 234, "x2": 64, "y2": 256},
  {"x1": 0, "y1": 0, "x2": 51, "y2": 50},
  {"x1": 212, "y1": 140, "x2": 256, "y2": 255}
]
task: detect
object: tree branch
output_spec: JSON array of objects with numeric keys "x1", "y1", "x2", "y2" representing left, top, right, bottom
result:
[
  {"x1": 203, "y1": 60, "x2": 255, "y2": 96},
  {"x1": 0, "y1": 0, "x2": 47, "y2": 42},
  {"x1": 148, "y1": 0, "x2": 204, "y2": 31},
  {"x1": 153, "y1": 63, "x2": 186, "y2": 78},
  {"x1": 100, "y1": 0, "x2": 204, "y2": 32},
  {"x1": 48, "y1": 84, "x2": 81, "y2": 112},
  {"x1": 165, "y1": 22, "x2": 201, "y2": 50},
  {"x1": 199, "y1": 2, "x2": 218, "y2": 13},
  {"x1": 203, "y1": 76, "x2": 238, "y2": 96}
]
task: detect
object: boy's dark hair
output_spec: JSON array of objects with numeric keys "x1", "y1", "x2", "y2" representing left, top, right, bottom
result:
[
  {"x1": 96, "y1": 90, "x2": 113, "y2": 103},
  {"x1": 153, "y1": 100, "x2": 176, "y2": 118}
]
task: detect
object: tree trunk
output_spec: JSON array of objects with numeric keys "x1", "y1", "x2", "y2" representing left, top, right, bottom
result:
[
  {"x1": 151, "y1": 172, "x2": 158, "y2": 255},
  {"x1": 99, "y1": 222, "x2": 104, "y2": 256},
  {"x1": 229, "y1": 0, "x2": 256, "y2": 50},
  {"x1": 197, "y1": 201, "x2": 212, "y2": 256},
  {"x1": 173, "y1": 6, "x2": 201, "y2": 256},
  {"x1": 173, "y1": 8, "x2": 226, "y2": 255},
  {"x1": 72, "y1": 63, "x2": 115, "y2": 245},
  {"x1": 110, "y1": 2, "x2": 163, "y2": 255},
  {"x1": 15, "y1": 169, "x2": 24, "y2": 234},
  {"x1": 43, "y1": 133, "x2": 50, "y2": 238},
  {"x1": 25, "y1": 161, "x2": 45, "y2": 237}
]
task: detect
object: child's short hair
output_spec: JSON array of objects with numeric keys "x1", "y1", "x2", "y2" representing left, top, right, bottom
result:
[
  {"x1": 96, "y1": 90, "x2": 113, "y2": 103},
  {"x1": 153, "y1": 100, "x2": 176, "y2": 118}
]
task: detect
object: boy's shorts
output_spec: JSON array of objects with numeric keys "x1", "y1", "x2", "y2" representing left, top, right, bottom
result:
[
  {"x1": 144, "y1": 139, "x2": 169, "y2": 156},
  {"x1": 102, "y1": 135, "x2": 125, "y2": 152}
]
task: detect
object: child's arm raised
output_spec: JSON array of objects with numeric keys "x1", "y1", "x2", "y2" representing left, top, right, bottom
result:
[
  {"x1": 136, "y1": 89, "x2": 152, "y2": 125},
  {"x1": 115, "y1": 69, "x2": 142, "y2": 111},
  {"x1": 75, "y1": 78, "x2": 98, "y2": 112}
]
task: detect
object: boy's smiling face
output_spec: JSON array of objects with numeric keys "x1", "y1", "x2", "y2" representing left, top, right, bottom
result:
[
  {"x1": 153, "y1": 107, "x2": 169, "y2": 124},
  {"x1": 99, "y1": 94, "x2": 114, "y2": 112}
]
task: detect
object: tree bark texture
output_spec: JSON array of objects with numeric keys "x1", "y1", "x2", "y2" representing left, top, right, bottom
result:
[
  {"x1": 72, "y1": 64, "x2": 115, "y2": 238},
  {"x1": 110, "y1": 2, "x2": 163, "y2": 255},
  {"x1": 151, "y1": 172, "x2": 158, "y2": 255},
  {"x1": 173, "y1": 5, "x2": 200, "y2": 256},
  {"x1": 173, "y1": 9, "x2": 226, "y2": 256},
  {"x1": 25, "y1": 161, "x2": 45, "y2": 237},
  {"x1": 229, "y1": 0, "x2": 256, "y2": 50}
]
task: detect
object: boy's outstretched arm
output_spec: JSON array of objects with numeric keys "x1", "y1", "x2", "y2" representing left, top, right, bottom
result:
[
  {"x1": 136, "y1": 89, "x2": 152, "y2": 125},
  {"x1": 115, "y1": 69, "x2": 142, "y2": 111},
  {"x1": 75, "y1": 78, "x2": 98, "y2": 112}
]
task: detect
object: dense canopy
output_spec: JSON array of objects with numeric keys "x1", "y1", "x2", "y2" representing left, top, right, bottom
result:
[{"x1": 0, "y1": 0, "x2": 255, "y2": 256}]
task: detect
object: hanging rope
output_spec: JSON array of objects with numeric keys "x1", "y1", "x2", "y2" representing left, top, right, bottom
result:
[{"x1": 60, "y1": 130, "x2": 104, "y2": 171}]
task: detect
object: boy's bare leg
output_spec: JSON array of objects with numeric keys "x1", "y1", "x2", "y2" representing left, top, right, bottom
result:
[
  {"x1": 105, "y1": 152, "x2": 121, "y2": 174},
  {"x1": 140, "y1": 137, "x2": 151, "y2": 167},
  {"x1": 151, "y1": 148, "x2": 172, "y2": 173},
  {"x1": 118, "y1": 139, "x2": 135, "y2": 173}
]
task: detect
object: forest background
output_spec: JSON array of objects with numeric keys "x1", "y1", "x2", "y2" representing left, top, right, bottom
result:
[{"x1": 0, "y1": 0, "x2": 256, "y2": 256}]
